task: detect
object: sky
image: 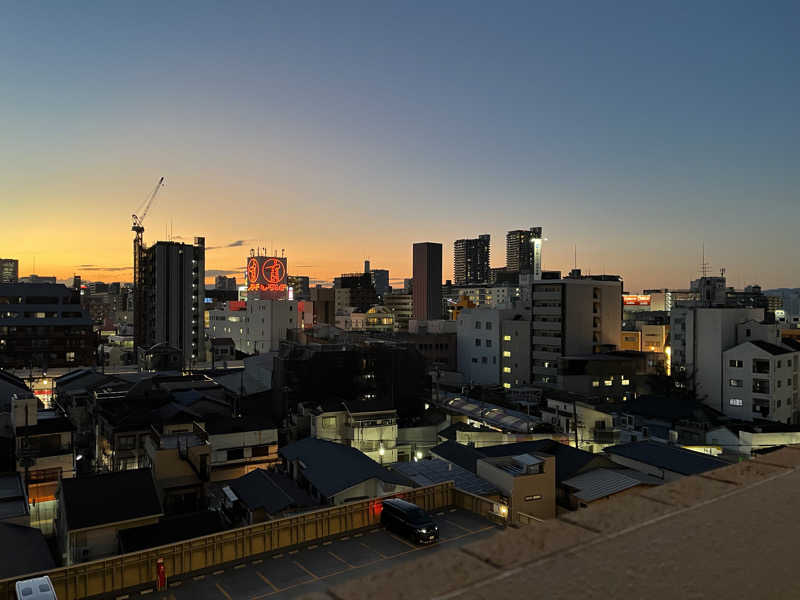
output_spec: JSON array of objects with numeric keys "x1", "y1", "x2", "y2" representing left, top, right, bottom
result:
[{"x1": 1, "y1": 1, "x2": 798, "y2": 292}]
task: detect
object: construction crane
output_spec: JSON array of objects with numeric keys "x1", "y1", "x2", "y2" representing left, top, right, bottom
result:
[
  {"x1": 132, "y1": 177, "x2": 165, "y2": 354},
  {"x1": 132, "y1": 176, "x2": 165, "y2": 237}
]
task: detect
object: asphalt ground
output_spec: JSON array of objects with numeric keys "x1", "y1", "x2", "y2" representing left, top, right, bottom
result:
[{"x1": 115, "y1": 508, "x2": 499, "y2": 600}]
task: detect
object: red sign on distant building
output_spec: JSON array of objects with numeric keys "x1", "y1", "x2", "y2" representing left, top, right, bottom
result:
[
  {"x1": 622, "y1": 294, "x2": 651, "y2": 306},
  {"x1": 246, "y1": 256, "x2": 288, "y2": 299}
]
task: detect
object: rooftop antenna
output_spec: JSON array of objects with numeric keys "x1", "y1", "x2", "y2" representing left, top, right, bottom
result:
[
  {"x1": 573, "y1": 244, "x2": 577, "y2": 270},
  {"x1": 700, "y1": 243, "x2": 711, "y2": 278}
]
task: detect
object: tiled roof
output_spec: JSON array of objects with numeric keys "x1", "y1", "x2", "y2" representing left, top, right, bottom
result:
[
  {"x1": 279, "y1": 437, "x2": 410, "y2": 498},
  {"x1": 604, "y1": 440, "x2": 727, "y2": 475}
]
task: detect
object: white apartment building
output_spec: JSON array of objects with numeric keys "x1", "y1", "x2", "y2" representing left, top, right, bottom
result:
[
  {"x1": 670, "y1": 307, "x2": 764, "y2": 411},
  {"x1": 722, "y1": 340, "x2": 798, "y2": 423},
  {"x1": 457, "y1": 306, "x2": 504, "y2": 385},
  {"x1": 206, "y1": 299, "x2": 298, "y2": 354}
]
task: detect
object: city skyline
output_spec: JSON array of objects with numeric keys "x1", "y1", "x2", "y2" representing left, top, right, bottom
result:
[{"x1": 2, "y1": 2, "x2": 798, "y2": 292}]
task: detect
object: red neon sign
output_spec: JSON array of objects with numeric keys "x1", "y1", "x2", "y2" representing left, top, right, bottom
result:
[{"x1": 245, "y1": 256, "x2": 288, "y2": 299}]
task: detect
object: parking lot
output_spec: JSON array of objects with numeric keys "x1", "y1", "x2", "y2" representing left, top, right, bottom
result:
[{"x1": 131, "y1": 508, "x2": 498, "y2": 600}]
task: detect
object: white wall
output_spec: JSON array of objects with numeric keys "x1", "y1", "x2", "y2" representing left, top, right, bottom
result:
[{"x1": 457, "y1": 307, "x2": 502, "y2": 385}]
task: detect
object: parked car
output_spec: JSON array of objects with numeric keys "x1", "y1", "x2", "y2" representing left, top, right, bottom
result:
[
  {"x1": 16, "y1": 576, "x2": 57, "y2": 600},
  {"x1": 380, "y1": 498, "x2": 439, "y2": 544}
]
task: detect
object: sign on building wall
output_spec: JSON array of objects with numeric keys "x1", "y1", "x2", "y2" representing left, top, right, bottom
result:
[
  {"x1": 623, "y1": 294, "x2": 651, "y2": 306},
  {"x1": 246, "y1": 256, "x2": 288, "y2": 299}
]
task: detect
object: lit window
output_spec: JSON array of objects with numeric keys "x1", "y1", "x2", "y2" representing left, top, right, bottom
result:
[
  {"x1": 503, "y1": 335, "x2": 511, "y2": 341},
  {"x1": 503, "y1": 351, "x2": 511, "y2": 357},
  {"x1": 621, "y1": 379, "x2": 630, "y2": 386},
  {"x1": 729, "y1": 398, "x2": 743, "y2": 407},
  {"x1": 604, "y1": 380, "x2": 613, "y2": 386},
  {"x1": 503, "y1": 367, "x2": 511, "y2": 373},
  {"x1": 503, "y1": 383, "x2": 511, "y2": 389},
  {"x1": 729, "y1": 379, "x2": 743, "y2": 388},
  {"x1": 592, "y1": 380, "x2": 600, "y2": 388}
]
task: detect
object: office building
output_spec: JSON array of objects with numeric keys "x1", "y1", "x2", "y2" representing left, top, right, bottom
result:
[
  {"x1": 135, "y1": 237, "x2": 206, "y2": 366},
  {"x1": 335, "y1": 272, "x2": 378, "y2": 313},
  {"x1": 454, "y1": 283, "x2": 520, "y2": 309},
  {"x1": 0, "y1": 283, "x2": 94, "y2": 369},
  {"x1": 453, "y1": 234, "x2": 490, "y2": 286},
  {"x1": 506, "y1": 227, "x2": 543, "y2": 278},
  {"x1": 0, "y1": 259, "x2": 18, "y2": 283},
  {"x1": 412, "y1": 242, "x2": 442, "y2": 321}
]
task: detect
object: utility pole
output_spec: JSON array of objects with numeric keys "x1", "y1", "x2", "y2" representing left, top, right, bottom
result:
[{"x1": 571, "y1": 395, "x2": 579, "y2": 449}]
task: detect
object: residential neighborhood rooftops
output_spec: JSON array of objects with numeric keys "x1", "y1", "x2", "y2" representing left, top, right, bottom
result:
[
  {"x1": 60, "y1": 468, "x2": 162, "y2": 531},
  {"x1": 0, "y1": 473, "x2": 28, "y2": 520},
  {"x1": 604, "y1": 440, "x2": 728, "y2": 476},
  {"x1": 392, "y1": 458, "x2": 497, "y2": 496},
  {"x1": 280, "y1": 437, "x2": 410, "y2": 498}
]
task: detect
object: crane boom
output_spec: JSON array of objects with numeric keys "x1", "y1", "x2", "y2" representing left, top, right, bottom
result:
[{"x1": 132, "y1": 177, "x2": 165, "y2": 230}]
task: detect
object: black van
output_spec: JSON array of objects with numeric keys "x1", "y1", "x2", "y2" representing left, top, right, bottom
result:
[{"x1": 380, "y1": 498, "x2": 439, "y2": 544}]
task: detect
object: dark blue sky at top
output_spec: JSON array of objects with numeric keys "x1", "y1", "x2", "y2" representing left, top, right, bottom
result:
[{"x1": 1, "y1": 1, "x2": 798, "y2": 289}]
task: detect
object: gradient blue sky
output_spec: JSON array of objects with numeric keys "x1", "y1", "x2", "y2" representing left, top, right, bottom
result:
[{"x1": 1, "y1": 1, "x2": 798, "y2": 291}]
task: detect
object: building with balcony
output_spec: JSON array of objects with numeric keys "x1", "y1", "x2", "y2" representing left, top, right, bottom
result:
[
  {"x1": 476, "y1": 453, "x2": 556, "y2": 523},
  {"x1": 135, "y1": 238, "x2": 206, "y2": 368},
  {"x1": 143, "y1": 423, "x2": 210, "y2": 515},
  {"x1": 383, "y1": 292, "x2": 413, "y2": 331},
  {"x1": 722, "y1": 340, "x2": 798, "y2": 423},
  {"x1": 527, "y1": 275, "x2": 623, "y2": 387},
  {"x1": 311, "y1": 404, "x2": 399, "y2": 464}
]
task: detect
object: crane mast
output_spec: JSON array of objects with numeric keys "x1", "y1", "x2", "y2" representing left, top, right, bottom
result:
[{"x1": 132, "y1": 177, "x2": 165, "y2": 357}]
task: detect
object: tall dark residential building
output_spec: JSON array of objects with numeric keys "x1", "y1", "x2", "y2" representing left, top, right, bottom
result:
[
  {"x1": 0, "y1": 283, "x2": 94, "y2": 368},
  {"x1": 0, "y1": 259, "x2": 19, "y2": 284},
  {"x1": 71, "y1": 274, "x2": 81, "y2": 291},
  {"x1": 215, "y1": 275, "x2": 238, "y2": 291},
  {"x1": 412, "y1": 242, "x2": 442, "y2": 320},
  {"x1": 288, "y1": 275, "x2": 310, "y2": 301},
  {"x1": 453, "y1": 234, "x2": 490, "y2": 285},
  {"x1": 506, "y1": 227, "x2": 543, "y2": 279},
  {"x1": 135, "y1": 237, "x2": 206, "y2": 366}
]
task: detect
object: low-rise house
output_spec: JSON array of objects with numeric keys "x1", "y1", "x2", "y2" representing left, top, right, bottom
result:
[
  {"x1": 279, "y1": 437, "x2": 413, "y2": 505},
  {"x1": 603, "y1": 440, "x2": 728, "y2": 482},
  {"x1": 392, "y1": 458, "x2": 498, "y2": 498},
  {"x1": 56, "y1": 468, "x2": 162, "y2": 565},
  {"x1": 560, "y1": 468, "x2": 662, "y2": 510},
  {"x1": 205, "y1": 414, "x2": 279, "y2": 481},
  {"x1": 477, "y1": 453, "x2": 556, "y2": 522},
  {"x1": 117, "y1": 510, "x2": 225, "y2": 554},
  {"x1": 222, "y1": 468, "x2": 316, "y2": 525}
]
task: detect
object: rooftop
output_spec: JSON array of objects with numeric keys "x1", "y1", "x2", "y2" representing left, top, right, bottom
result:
[
  {"x1": 0, "y1": 523, "x2": 55, "y2": 579},
  {"x1": 392, "y1": 458, "x2": 497, "y2": 495},
  {"x1": 748, "y1": 339, "x2": 794, "y2": 356},
  {"x1": 604, "y1": 440, "x2": 728, "y2": 476},
  {"x1": 117, "y1": 511, "x2": 225, "y2": 554},
  {"x1": 314, "y1": 447, "x2": 800, "y2": 600},
  {"x1": 562, "y1": 468, "x2": 663, "y2": 502},
  {"x1": 228, "y1": 469, "x2": 313, "y2": 514},
  {"x1": 280, "y1": 437, "x2": 410, "y2": 498},
  {"x1": 60, "y1": 468, "x2": 162, "y2": 530}
]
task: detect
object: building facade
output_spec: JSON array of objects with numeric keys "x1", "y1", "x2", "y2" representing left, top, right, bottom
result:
[
  {"x1": 506, "y1": 227, "x2": 543, "y2": 278},
  {"x1": 135, "y1": 238, "x2": 206, "y2": 366},
  {"x1": 0, "y1": 258, "x2": 18, "y2": 284},
  {"x1": 412, "y1": 242, "x2": 442, "y2": 321},
  {"x1": 453, "y1": 234, "x2": 490, "y2": 286},
  {"x1": 0, "y1": 283, "x2": 94, "y2": 369}
]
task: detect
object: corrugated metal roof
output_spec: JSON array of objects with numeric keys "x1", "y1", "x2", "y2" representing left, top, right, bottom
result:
[
  {"x1": 562, "y1": 468, "x2": 662, "y2": 502},
  {"x1": 392, "y1": 459, "x2": 497, "y2": 496}
]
